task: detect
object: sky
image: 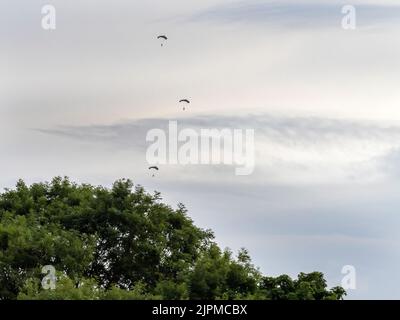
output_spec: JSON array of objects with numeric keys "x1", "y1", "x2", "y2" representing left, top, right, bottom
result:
[{"x1": 2, "y1": 0, "x2": 400, "y2": 299}]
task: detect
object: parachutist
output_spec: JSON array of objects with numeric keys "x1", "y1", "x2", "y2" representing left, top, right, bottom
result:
[
  {"x1": 179, "y1": 99, "x2": 190, "y2": 111},
  {"x1": 157, "y1": 35, "x2": 168, "y2": 47},
  {"x1": 149, "y1": 166, "x2": 159, "y2": 177}
]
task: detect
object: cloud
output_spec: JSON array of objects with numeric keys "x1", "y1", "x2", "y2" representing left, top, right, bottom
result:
[
  {"x1": 191, "y1": 0, "x2": 400, "y2": 28},
  {"x1": 38, "y1": 113, "x2": 400, "y2": 142},
  {"x1": 36, "y1": 114, "x2": 400, "y2": 185}
]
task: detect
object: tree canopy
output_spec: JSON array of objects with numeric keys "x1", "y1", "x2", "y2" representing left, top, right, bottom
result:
[{"x1": 0, "y1": 177, "x2": 345, "y2": 300}]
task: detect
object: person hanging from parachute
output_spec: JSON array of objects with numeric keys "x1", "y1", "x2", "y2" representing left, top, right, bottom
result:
[
  {"x1": 149, "y1": 166, "x2": 159, "y2": 177},
  {"x1": 179, "y1": 99, "x2": 190, "y2": 111},
  {"x1": 157, "y1": 35, "x2": 168, "y2": 47}
]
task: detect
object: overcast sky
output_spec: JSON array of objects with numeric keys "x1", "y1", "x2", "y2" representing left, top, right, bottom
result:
[{"x1": 3, "y1": 0, "x2": 400, "y2": 299}]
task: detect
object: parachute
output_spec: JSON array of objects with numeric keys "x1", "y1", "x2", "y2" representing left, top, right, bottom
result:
[
  {"x1": 157, "y1": 35, "x2": 168, "y2": 47},
  {"x1": 179, "y1": 99, "x2": 190, "y2": 111},
  {"x1": 149, "y1": 166, "x2": 159, "y2": 177}
]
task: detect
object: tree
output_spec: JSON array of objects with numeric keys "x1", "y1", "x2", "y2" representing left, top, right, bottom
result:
[
  {"x1": 260, "y1": 272, "x2": 346, "y2": 300},
  {"x1": 0, "y1": 177, "x2": 345, "y2": 300},
  {"x1": 188, "y1": 245, "x2": 260, "y2": 300}
]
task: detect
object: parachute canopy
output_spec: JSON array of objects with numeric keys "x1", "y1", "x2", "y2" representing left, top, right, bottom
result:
[
  {"x1": 157, "y1": 35, "x2": 168, "y2": 47},
  {"x1": 179, "y1": 99, "x2": 190, "y2": 111}
]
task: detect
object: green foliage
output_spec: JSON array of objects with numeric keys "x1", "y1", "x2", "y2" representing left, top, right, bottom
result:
[
  {"x1": 260, "y1": 272, "x2": 346, "y2": 300},
  {"x1": 18, "y1": 275, "x2": 159, "y2": 300},
  {"x1": 188, "y1": 245, "x2": 260, "y2": 300},
  {"x1": 0, "y1": 177, "x2": 345, "y2": 300},
  {"x1": 18, "y1": 275, "x2": 101, "y2": 300}
]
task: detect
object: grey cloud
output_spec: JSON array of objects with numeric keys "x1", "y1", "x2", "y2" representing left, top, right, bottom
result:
[
  {"x1": 35, "y1": 114, "x2": 400, "y2": 186},
  {"x1": 191, "y1": 0, "x2": 400, "y2": 28},
  {"x1": 36, "y1": 113, "x2": 400, "y2": 146}
]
